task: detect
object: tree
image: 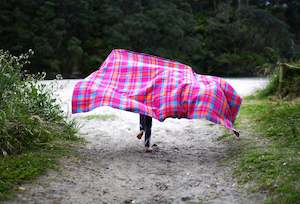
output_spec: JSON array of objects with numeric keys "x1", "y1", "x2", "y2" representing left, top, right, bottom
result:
[
  {"x1": 0, "y1": 0, "x2": 297, "y2": 78},
  {"x1": 203, "y1": 7, "x2": 293, "y2": 76}
]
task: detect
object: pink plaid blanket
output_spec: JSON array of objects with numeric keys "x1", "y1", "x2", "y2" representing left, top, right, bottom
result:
[{"x1": 72, "y1": 49, "x2": 242, "y2": 131}]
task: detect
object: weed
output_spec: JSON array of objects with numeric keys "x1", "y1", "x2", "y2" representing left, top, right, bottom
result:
[
  {"x1": 0, "y1": 50, "x2": 80, "y2": 200},
  {"x1": 0, "y1": 140, "x2": 79, "y2": 200},
  {"x1": 0, "y1": 50, "x2": 78, "y2": 155},
  {"x1": 230, "y1": 99, "x2": 300, "y2": 204}
]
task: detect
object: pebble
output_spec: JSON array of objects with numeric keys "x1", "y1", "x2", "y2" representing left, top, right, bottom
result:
[{"x1": 181, "y1": 196, "x2": 192, "y2": 201}]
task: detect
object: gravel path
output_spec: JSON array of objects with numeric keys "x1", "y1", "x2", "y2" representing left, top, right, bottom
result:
[{"x1": 5, "y1": 79, "x2": 268, "y2": 204}]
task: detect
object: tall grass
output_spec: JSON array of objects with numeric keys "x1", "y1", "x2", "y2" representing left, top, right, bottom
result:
[
  {"x1": 220, "y1": 65, "x2": 300, "y2": 203},
  {"x1": 257, "y1": 61, "x2": 300, "y2": 99},
  {"x1": 0, "y1": 50, "x2": 79, "y2": 200},
  {"x1": 236, "y1": 100, "x2": 300, "y2": 204},
  {"x1": 0, "y1": 49, "x2": 77, "y2": 155}
]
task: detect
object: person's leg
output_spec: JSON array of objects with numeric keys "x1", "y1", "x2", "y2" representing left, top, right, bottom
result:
[
  {"x1": 140, "y1": 114, "x2": 145, "y2": 131},
  {"x1": 144, "y1": 115, "x2": 152, "y2": 148},
  {"x1": 137, "y1": 114, "x2": 145, "y2": 139}
]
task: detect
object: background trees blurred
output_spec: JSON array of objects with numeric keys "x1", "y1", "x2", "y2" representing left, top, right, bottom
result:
[{"x1": 0, "y1": 0, "x2": 299, "y2": 78}]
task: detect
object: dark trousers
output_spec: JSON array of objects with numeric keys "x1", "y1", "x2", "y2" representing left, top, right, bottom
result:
[{"x1": 140, "y1": 114, "x2": 152, "y2": 147}]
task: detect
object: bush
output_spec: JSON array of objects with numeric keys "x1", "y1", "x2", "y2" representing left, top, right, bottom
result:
[
  {"x1": 256, "y1": 74, "x2": 279, "y2": 98},
  {"x1": 0, "y1": 50, "x2": 77, "y2": 155},
  {"x1": 280, "y1": 66, "x2": 300, "y2": 98},
  {"x1": 257, "y1": 61, "x2": 300, "y2": 98}
]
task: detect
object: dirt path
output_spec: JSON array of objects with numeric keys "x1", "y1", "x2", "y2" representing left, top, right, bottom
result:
[{"x1": 5, "y1": 79, "x2": 267, "y2": 204}]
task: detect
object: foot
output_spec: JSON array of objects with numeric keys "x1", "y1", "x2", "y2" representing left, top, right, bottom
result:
[
  {"x1": 137, "y1": 130, "x2": 144, "y2": 140},
  {"x1": 144, "y1": 147, "x2": 153, "y2": 153}
]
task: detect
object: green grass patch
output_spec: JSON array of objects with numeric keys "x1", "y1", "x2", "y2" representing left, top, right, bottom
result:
[
  {"x1": 216, "y1": 131, "x2": 232, "y2": 142},
  {"x1": 0, "y1": 139, "x2": 81, "y2": 201},
  {"x1": 228, "y1": 99, "x2": 300, "y2": 204},
  {"x1": 83, "y1": 114, "x2": 117, "y2": 121},
  {"x1": 0, "y1": 50, "x2": 82, "y2": 201},
  {"x1": 0, "y1": 50, "x2": 79, "y2": 154}
]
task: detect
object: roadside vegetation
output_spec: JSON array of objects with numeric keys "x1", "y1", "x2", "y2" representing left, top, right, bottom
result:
[
  {"x1": 257, "y1": 61, "x2": 300, "y2": 99},
  {"x1": 221, "y1": 62, "x2": 300, "y2": 204},
  {"x1": 236, "y1": 99, "x2": 300, "y2": 204},
  {"x1": 0, "y1": 50, "x2": 79, "y2": 200},
  {"x1": 0, "y1": 0, "x2": 299, "y2": 202}
]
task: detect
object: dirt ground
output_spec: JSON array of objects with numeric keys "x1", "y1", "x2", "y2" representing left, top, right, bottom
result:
[
  {"x1": 5, "y1": 109, "x2": 265, "y2": 204},
  {"x1": 5, "y1": 79, "x2": 267, "y2": 204}
]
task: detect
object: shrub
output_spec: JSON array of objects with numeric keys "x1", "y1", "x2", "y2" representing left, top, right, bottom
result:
[
  {"x1": 257, "y1": 61, "x2": 300, "y2": 98},
  {"x1": 0, "y1": 50, "x2": 77, "y2": 155}
]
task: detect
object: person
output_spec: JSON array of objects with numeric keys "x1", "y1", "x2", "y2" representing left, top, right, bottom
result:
[{"x1": 136, "y1": 114, "x2": 152, "y2": 152}]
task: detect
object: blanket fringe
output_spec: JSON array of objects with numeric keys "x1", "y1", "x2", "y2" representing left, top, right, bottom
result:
[{"x1": 232, "y1": 129, "x2": 240, "y2": 139}]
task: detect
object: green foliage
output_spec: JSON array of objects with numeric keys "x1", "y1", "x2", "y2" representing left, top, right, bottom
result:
[
  {"x1": 238, "y1": 8, "x2": 293, "y2": 56},
  {"x1": 280, "y1": 67, "x2": 300, "y2": 98},
  {"x1": 256, "y1": 75, "x2": 279, "y2": 98},
  {"x1": 233, "y1": 100, "x2": 300, "y2": 204},
  {"x1": 0, "y1": 0, "x2": 299, "y2": 77},
  {"x1": 0, "y1": 141, "x2": 77, "y2": 200},
  {"x1": 0, "y1": 50, "x2": 77, "y2": 155},
  {"x1": 103, "y1": 0, "x2": 203, "y2": 69},
  {"x1": 203, "y1": 7, "x2": 292, "y2": 76},
  {"x1": 257, "y1": 61, "x2": 300, "y2": 98},
  {"x1": 242, "y1": 101, "x2": 300, "y2": 147}
]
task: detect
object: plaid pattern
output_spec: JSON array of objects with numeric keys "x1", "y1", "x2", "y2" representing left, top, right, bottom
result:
[{"x1": 72, "y1": 49, "x2": 242, "y2": 130}]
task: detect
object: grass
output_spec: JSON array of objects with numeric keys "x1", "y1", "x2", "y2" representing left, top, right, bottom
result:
[
  {"x1": 83, "y1": 114, "x2": 117, "y2": 121},
  {"x1": 224, "y1": 98, "x2": 300, "y2": 204},
  {"x1": 215, "y1": 131, "x2": 232, "y2": 141},
  {"x1": 0, "y1": 50, "x2": 82, "y2": 201},
  {"x1": 0, "y1": 139, "x2": 81, "y2": 201}
]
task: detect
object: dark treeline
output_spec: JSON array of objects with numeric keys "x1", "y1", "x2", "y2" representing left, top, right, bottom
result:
[{"x1": 0, "y1": 0, "x2": 299, "y2": 78}]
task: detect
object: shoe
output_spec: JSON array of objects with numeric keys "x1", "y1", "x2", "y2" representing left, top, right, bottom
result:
[
  {"x1": 144, "y1": 147, "x2": 153, "y2": 153},
  {"x1": 137, "y1": 130, "x2": 144, "y2": 139}
]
